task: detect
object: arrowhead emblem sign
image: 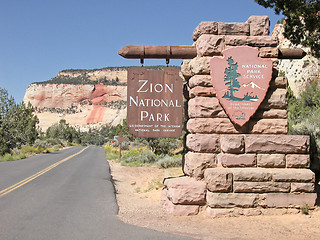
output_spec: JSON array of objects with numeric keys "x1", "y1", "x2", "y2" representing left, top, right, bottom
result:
[{"x1": 210, "y1": 46, "x2": 273, "y2": 126}]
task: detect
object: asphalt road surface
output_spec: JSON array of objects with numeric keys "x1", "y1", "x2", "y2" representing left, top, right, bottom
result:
[{"x1": 0, "y1": 146, "x2": 195, "y2": 240}]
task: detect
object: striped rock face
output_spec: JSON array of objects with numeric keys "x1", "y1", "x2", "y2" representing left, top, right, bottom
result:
[{"x1": 210, "y1": 46, "x2": 272, "y2": 126}]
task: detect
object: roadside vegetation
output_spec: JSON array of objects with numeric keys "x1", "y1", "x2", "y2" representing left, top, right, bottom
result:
[
  {"x1": 0, "y1": 88, "x2": 80, "y2": 161},
  {"x1": 0, "y1": 87, "x2": 183, "y2": 168},
  {"x1": 103, "y1": 119, "x2": 183, "y2": 169}
]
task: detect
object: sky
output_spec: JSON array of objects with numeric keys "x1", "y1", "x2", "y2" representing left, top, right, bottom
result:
[{"x1": 0, "y1": 0, "x2": 283, "y2": 103}]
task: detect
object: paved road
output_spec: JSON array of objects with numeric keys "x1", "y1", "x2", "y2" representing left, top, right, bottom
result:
[{"x1": 0, "y1": 146, "x2": 195, "y2": 240}]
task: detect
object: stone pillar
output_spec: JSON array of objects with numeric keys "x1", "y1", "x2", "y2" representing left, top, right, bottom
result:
[{"x1": 161, "y1": 16, "x2": 317, "y2": 217}]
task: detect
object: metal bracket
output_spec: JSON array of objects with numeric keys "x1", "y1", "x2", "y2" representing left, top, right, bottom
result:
[{"x1": 140, "y1": 45, "x2": 145, "y2": 67}]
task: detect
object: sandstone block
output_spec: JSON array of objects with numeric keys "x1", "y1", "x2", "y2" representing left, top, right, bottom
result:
[
  {"x1": 218, "y1": 22, "x2": 250, "y2": 35},
  {"x1": 187, "y1": 118, "x2": 245, "y2": 134},
  {"x1": 259, "y1": 47, "x2": 278, "y2": 58},
  {"x1": 257, "y1": 154, "x2": 286, "y2": 168},
  {"x1": 193, "y1": 21, "x2": 218, "y2": 41},
  {"x1": 225, "y1": 36, "x2": 278, "y2": 47},
  {"x1": 272, "y1": 169, "x2": 314, "y2": 182},
  {"x1": 245, "y1": 135, "x2": 310, "y2": 154},
  {"x1": 161, "y1": 190, "x2": 200, "y2": 216},
  {"x1": 233, "y1": 182, "x2": 290, "y2": 193},
  {"x1": 163, "y1": 176, "x2": 206, "y2": 205},
  {"x1": 207, "y1": 192, "x2": 259, "y2": 208},
  {"x1": 189, "y1": 57, "x2": 211, "y2": 75},
  {"x1": 232, "y1": 168, "x2": 272, "y2": 181},
  {"x1": 286, "y1": 154, "x2": 310, "y2": 168},
  {"x1": 262, "y1": 193, "x2": 317, "y2": 208},
  {"x1": 220, "y1": 153, "x2": 256, "y2": 168},
  {"x1": 181, "y1": 60, "x2": 192, "y2": 78},
  {"x1": 196, "y1": 34, "x2": 225, "y2": 57},
  {"x1": 261, "y1": 88, "x2": 288, "y2": 109},
  {"x1": 246, "y1": 16, "x2": 270, "y2": 36},
  {"x1": 249, "y1": 119, "x2": 288, "y2": 134},
  {"x1": 270, "y1": 76, "x2": 287, "y2": 88},
  {"x1": 184, "y1": 152, "x2": 217, "y2": 179},
  {"x1": 291, "y1": 183, "x2": 315, "y2": 193},
  {"x1": 220, "y1": 134, "x2": 244, "y2": 153},
  {"x1": 204, "y1": 168, "x2": 233, "y2": 192},
  {"x1": 188, "y1": 75, "x2": 212, "y2": 88},
  {"x1": 253, "y1": 109, "x2": 287, "y2": 119},
  {"x1": 189, "y1": 86, "x2": 216, "y2": 98},
  {"x1": 206, "y1": 207, "x2": 262, "y2": 218},
  {"x1": 206, "y1": 207, "x2": 234, "y2": 218},
  {"x1": 186, "y1": 134, "x2": 220, "y2": 153},
  {"x1": 188, "y1": 97, "x2": 226, "y2": 118}
]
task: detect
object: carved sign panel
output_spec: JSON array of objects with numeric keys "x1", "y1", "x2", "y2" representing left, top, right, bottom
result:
[
  {"x1": 210, "y1": 46, "x2": 273, "y2": 126},
  {"x1": 127, "y1": 67, "x2": 182, "y2": 138}
]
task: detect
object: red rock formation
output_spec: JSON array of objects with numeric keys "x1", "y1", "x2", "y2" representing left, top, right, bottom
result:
[{"x1": 23, "y1": 83, "x2": 127, "y2": 130}]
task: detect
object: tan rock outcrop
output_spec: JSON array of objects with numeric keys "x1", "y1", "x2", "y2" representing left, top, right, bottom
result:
[
  {"x1": 23, "y1": 68, "x2": 128, "y2": 131},
  {"x1": 272, "y1": 23, "x2": 320, "y2": 97}
]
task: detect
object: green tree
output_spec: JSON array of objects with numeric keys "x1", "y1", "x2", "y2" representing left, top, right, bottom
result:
[
  {"x1": 255, "y1": 0, "x2": 320, "y2": 57},
  {"x1": 0, "y1": 88, "x2": 39, "y2": 155},
  {"x1": 46, "y1": 119, "x2": 81, "y2": 144},
  {"x1": 81, "y1": 128, "x2": 106, "y2": 146}
]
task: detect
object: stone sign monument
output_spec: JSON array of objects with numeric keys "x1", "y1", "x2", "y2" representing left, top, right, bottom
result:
[
  {"x1": 119, "y1": 15, "x2": 317, "y2": 218},
  {"x1": 161, "y1": 16, "x2": 317, "y2": 217}
]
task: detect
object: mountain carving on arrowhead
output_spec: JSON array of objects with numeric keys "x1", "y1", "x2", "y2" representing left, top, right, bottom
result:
[{"x1": 242, "y1": 82, "x2": 265, "y2": 90}]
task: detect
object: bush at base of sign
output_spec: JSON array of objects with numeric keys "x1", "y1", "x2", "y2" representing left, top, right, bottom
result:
[
  {"x1": 145, "y1": 138, "x2": 181, "y2": 155},
  {"x1": 155, "y1": 155, "x2": 182, "y2": 169},
  {"x1": 122, "y1": 149, "x2": 156, "y2": 166}
]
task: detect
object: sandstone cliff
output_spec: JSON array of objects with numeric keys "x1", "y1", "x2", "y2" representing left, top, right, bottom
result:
[
  {"x1": 272, "y1": 24, "x2": 320, "y2": 96},
  {"x1": 23, "y1": 68, "x2": 128, "y2": 131}
]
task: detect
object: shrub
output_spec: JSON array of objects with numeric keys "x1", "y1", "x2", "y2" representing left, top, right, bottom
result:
[
  {"x1": 21, "y1": 145, "x2": 44, "y2": 155},
  {"x1": 146, "y1": 138, "x2": 180, "y2": 155},
  {"x1": 139, "y1": 150, "x2": 156, "y2": 163},
  {"x1": 34, "y1": 138, "x2": 66, "y2": 149},
  {"x1": 104, "y1": 145, "x2": 120, "y2": 160},
  {"x1": 104, "y1": 145, "x2": 113, "y2": 153},
  {"x1": 121, "y1": 149, "x2": 140, "y2": 159},
  {"x1": 121, "y1": 141, "x2": 130, "y2": 150},
  {"x1": 155, "y1": 154, "x2": 182, "y2": 168},
  {"x1": 288, "y1": 82, "x2": 320, "y2": 173},
  {"x1": 1, "y1": 153, "x2": 15, "y2": 161},
  {"x1": 13, "y1": 153, "x2": 27, "y2": 160},
  {"x1": 121, "y1": 149, "x2": 156, "y2": 166},
  {"x1": 301, "y1": 204, "x2": 310, "y2": 215}
]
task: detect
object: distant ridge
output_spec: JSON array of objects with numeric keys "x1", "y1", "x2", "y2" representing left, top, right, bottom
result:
[{"x1": 34, "y1": 65, "x2": 179, "y2": 85}]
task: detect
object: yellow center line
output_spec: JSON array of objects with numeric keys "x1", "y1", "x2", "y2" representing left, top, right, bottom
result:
[{"x1": 0, "y1": 146, "x2": 89, "y2": 198}]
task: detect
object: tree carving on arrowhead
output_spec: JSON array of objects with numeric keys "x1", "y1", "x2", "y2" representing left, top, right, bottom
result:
[{"x1": 223, "y1": 57, "x2": 241, "y2": 100}]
